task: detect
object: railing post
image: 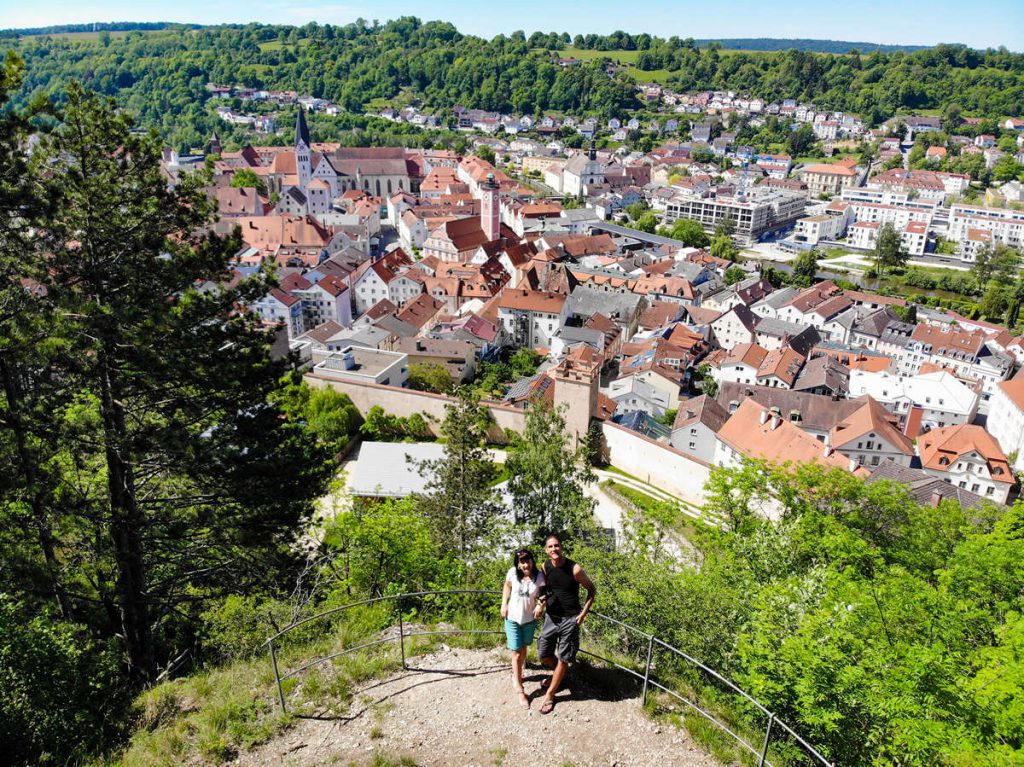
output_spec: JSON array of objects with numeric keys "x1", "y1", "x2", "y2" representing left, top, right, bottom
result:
[
  {"x1": 759, "y1": 713, "x2": 775, "y2": 767},
  {"x1": 641, "y1": 633, "x2": 655, "y2": 706},
  {"x1": 269, "y1": 640, "x2": 287, "y2": 714},
  {"x1": 397, "y1": 598, "x2": 406, "y2": 669}
]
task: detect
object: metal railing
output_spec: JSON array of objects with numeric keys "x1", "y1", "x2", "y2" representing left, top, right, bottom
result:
[{"x1": 264, "y1": 589, "x2": 833, "y2": 767}]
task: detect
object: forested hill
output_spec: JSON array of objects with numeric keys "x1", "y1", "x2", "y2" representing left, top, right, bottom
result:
[
  {"x1": 1, "y1": 23, "x2": 931, "y2": 54},
  {"x1": 0, "y1": 21, "x2": 198, "y2": 36},
  {"x1": 693, "y1": 38, "x2": 929, "y2": 53},
  {"x1": 4, "y1": 18, "x2": 1024, "y2": 151}
]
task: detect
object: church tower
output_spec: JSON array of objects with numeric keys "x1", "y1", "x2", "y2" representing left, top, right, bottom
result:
[
  {"x1": 295, "y1": 106, "x2": 312, "y2": 190},
  {"x1": 480, "y1": 173, "x2": 500, "y2": 242},
  {"x1": 207, "y1": 130, "x2": 222, "y2": 157}
]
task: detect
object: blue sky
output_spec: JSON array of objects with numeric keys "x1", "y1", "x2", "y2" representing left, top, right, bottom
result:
[{"x1": 2, "y1": 0, "x2": 1022, "y2": 50}]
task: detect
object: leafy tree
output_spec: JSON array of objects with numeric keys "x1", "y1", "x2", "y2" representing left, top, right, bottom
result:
[
  {"x1": 971, "y1": 243, "x2": 1020, "y2": 285},
  {"x1": 792, "y1": 248, "x2": 821, "y2": 285},
  {"x1": 474, "y1": 145, "x2": 496, "y2": 165},
  {"x1": 723, "y1": 265, "x2": 746, "y2": 284},
  {"x1": 505, "y1": 400, "x2": 595, "y2": 537},
  {"x1": 407, "y1": 362, "x2": 456, "y2": 395},
  {"x1": 873, "y1": 222, "x2": 908, "y2": 276},
  {"x1": 666, "y1": 218, "x2": 710, "y2": 247},
  {"x1": 979, "y1": 281, "x2": 1009, "y2": 320},
  {"x1": 360, "y1": 405, "x2": 432, "y2": 440},
  {"x1": 414, "y1": 389, "x2": 501, "y2": 557},
  {"x1": 697, "y1": 362, "x2": 718, "y2": 398},
  {"x1": 711, "y1": 235, "x2": 740, "y2": 262},
  {"x1": 324, "y1": 497, "x2": 453, "y2": 597},
  {"x1": 786, "y1": 123, "x2": 816, "y2": 156},
  {"x1": 625, "y1": 201, "x2": 649, "y2": 221},
  {"x1": 228, "y1": 167, "x2": 268, "y2": 195},
  {"x1": 0, "y1": 597, "x2": 128, "y2": 765},
  {"x1": 633, "y1": 210, "x2": 659, "y2": 233},
  {"x1": 273, "y1": 373, "x2": 362, "y2": 452}
]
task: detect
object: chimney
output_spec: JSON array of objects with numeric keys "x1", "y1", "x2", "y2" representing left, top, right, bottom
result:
[
  {"x1": 770, "y1": 415, "x2": 782, "y2": 430},
  {"x1": 848, "y1": 458, "x2": 858, "y2": 472},
  {"x1": 823, "y1": 445, "x2": 834, "y2": 458},
  {"x1": 759, "y1": 409, "x2": 770, "y2": 425}
]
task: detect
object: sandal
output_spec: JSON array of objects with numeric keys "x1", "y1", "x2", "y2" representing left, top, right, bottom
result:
[
  {"x1": 517, "y1": 690, "x2": 530, "y2": 709},
  {"x1": 539, "y1": 698, "x2": 555, "y2": 715}
]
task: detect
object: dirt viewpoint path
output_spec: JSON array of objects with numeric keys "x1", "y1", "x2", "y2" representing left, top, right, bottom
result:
[{"x1": 239, "y1": 646, "x2": 720, "y2": 767}]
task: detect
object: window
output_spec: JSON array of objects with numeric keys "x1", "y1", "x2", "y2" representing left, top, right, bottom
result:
[
  {"x1": 971, "y1": 484, "x2": 980, "y2": 493},
  {"x1": 987, "y1": 487, "x2": 995, "y2": 496}
]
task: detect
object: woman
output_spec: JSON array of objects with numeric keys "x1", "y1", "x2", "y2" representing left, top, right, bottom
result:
[{"x1": 500, "y1": 548, "x2": 546, "y2": 709}]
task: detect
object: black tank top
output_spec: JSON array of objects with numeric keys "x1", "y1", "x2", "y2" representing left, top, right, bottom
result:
[{"x1": 543, "y1": 558, "x2": 581, "y2": 619}]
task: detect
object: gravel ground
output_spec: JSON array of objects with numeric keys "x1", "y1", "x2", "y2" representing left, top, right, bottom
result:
[{"x1": 237, "y1": 646, "x2": 720, "y2": 767}]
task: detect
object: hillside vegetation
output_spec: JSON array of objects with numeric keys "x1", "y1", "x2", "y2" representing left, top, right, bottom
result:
[{"x1": 2, "y1": 18, "x2": 1023, "y2": 151}]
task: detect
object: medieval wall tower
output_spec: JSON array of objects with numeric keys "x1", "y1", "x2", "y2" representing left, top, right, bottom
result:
[
  {"x1": 553, "y1": 347, "x2": 602, "y2": 446},
  {"x1": 480, "y1": 172, "x2": 500, "y2": 242}
]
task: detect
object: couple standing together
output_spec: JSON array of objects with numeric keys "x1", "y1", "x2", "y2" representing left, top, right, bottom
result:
[{"x1": 500, "y1": 533, "x2": 597, "y2": 714}]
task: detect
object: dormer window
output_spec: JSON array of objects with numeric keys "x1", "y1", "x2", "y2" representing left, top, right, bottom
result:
[{"x1": 939, "y1": 457, "x2": 950, "y2": 466}]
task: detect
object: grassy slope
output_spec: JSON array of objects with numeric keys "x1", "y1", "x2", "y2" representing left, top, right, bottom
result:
[{"x1": 110, "y1": 604, "x2": 500, "y2": 766}]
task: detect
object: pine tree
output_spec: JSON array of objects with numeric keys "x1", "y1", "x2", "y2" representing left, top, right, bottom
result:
[
  {"x1": 35, "y1": 85, "x2": 332, "y2": 681},
  {"x1": 414, "y1": 389, "x2": 501, "y2": 557},
  {"x1": 505, "y1": 401, "x2": 595, "y2": 537},
  {"x1": 0, "y1": 53, "x2": 72, "y2": 617}
]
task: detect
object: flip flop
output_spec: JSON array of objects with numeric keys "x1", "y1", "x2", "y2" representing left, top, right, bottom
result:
[
  {"x1": 518, "y1": 690, "x2": 530, "y2": 709},
  {"x1": 539, "y1": 698, "x2": 555, "y2": 715}
]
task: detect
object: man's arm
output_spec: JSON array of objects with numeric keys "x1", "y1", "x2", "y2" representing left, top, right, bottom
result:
[{"x1": 573, "y1": 565, "x2": 596, "y2": 625}]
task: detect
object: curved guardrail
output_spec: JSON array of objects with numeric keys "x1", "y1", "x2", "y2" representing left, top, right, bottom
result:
[{"x1": 264, "y1": 589, "x2": 833, "y2": 767}]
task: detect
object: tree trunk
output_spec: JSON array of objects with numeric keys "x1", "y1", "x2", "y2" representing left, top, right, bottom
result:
[{"x1": 99, "y1": 354, "x2": 155, "y2": 682}]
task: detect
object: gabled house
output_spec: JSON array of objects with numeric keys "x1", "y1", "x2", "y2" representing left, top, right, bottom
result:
[
  {"x1": 709, "y1": 304, "x2": 759, "y2": 351},
  {"x1": 670, "y1": 394, "x2": 730, "y2": 462},
  {"x1": 714, "y1": 398, "x2": 868, "y2": 477},
  {"x1": 497, "y1": 289, "x2": 570, "y2": 349},
  {"x1": 351, "y1": 248, "x2": 416, "y2": 315},
  {"x1": 917, "y1": 424, "x2": 1015, "y2": 503},
  {"x1": 830, "y1": 396, "x2": 915, "y2": 469}
]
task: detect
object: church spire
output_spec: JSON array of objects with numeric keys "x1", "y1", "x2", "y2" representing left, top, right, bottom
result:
[
  {"x1": 588, "y1": 139, "x2": 596, "y2": 162},
  {"x1": 295, "y1": 106, "x2": 312, "y2": 191},
  {"x1": 295, "y1": 105, "x2": 311, "y2": 149}
]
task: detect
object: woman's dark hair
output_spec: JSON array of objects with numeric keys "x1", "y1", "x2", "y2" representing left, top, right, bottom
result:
[{"x1": 512, "y1": 549, "x2": 536, "y2": 581}]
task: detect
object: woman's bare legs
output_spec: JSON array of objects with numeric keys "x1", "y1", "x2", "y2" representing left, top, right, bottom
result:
[{"x1": 512, "y1": 647, "x2": 529, "y2": 707}]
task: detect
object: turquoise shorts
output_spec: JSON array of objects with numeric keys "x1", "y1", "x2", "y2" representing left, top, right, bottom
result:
[{"x1": 505, "y1": 619, "x2": 538, "y2": 650}]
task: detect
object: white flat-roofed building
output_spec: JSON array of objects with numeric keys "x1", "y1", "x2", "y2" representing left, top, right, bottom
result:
[
  {"x1": 949, "y1": 204, "x2": 1024, "y2": 255},
  {"x1": 348, "y1": 441, "x2": 447, "y2": 498},
  {"x1": 313, "y1": 346, "x2": 409, "y2": 388},
  {"x1": 663, "y1": 189, "x2": 805, "y2": 244},
  {"x1": 793, "y1": 214, "x2": 847, "y2": 245}
]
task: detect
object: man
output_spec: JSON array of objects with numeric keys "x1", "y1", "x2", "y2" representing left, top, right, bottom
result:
[{"x1": 536, "y1": 532, "x2": 597, "y2": 714}]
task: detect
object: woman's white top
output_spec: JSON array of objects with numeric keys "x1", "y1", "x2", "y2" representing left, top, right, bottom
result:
[{"x1": 505, "y1": 567, "x2": 546, "y2": 625}]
